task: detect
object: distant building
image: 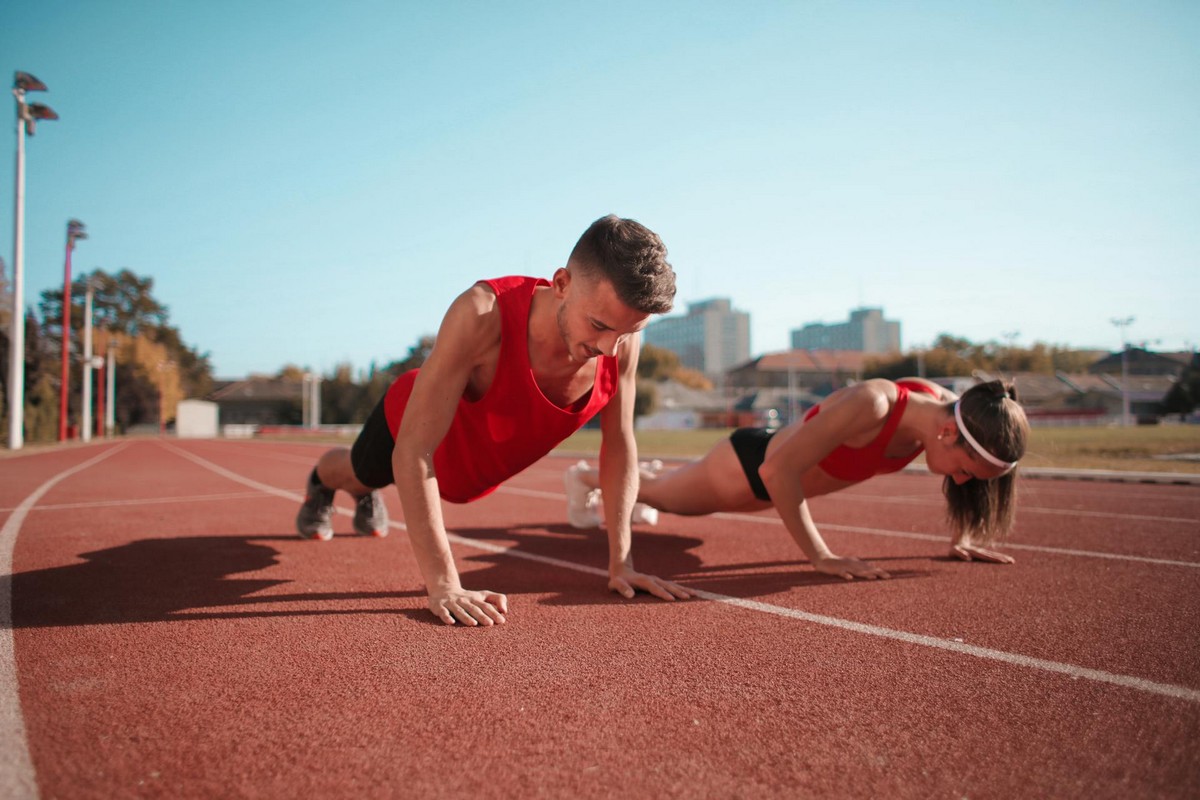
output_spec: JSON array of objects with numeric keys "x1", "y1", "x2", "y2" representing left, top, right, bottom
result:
[
  {"x1": 791, "y1": 307, "x2": 901, "y2": 354},
  {"x1": 1087, "y1": 348, "x2": 1190, "y2": 378},
  {"x1": 726, "y1": 350, "x2": 867, "y2": 392},
  {"x1": 642, "y1": 297, "x2": 750, "y2": 380},
  {"x1": 207, "y1": 378, "x2": 303, "y2": 426}
]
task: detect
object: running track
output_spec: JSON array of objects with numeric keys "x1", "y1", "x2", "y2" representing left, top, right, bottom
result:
[{"x1": 2, "y1": 438, "x2": 1198, "y2": 798}]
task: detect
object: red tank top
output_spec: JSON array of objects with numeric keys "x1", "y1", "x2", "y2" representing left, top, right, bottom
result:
[
  {"x1": 383, "y1": 276, "x2": 619, "y2": 503},
  {"x1": 803, "y1": 379, "x2": 940, "y2": 482}
]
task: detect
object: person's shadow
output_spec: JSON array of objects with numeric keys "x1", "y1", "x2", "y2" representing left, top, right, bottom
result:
[
  {"x1": 447, "y1": 523, "x2": 930, "y2": 605},
  {"x1": 6, "y1": 524, "x2": 930, "y2": 630},
  {"x1": 5, "y1": 535, "x2": 424, "y2": 629}
]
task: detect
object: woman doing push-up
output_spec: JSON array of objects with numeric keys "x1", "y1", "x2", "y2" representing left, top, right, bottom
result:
[{"x1": 564, "y1": 378, "x2": 1029, "y2": 581}]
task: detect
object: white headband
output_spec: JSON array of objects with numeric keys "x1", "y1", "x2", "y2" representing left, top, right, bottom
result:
[{"x1": 954, "y1": 399, "x2": 1017, "y2": 470}]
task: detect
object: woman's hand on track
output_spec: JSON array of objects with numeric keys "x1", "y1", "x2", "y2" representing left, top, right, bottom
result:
[
  {"x1": 814, "y1": 556, "x2": 890, "y2": 581},
  {"x1": 428, "y1": 588, "x2": 509, "y2": 626},
  {"x1": 951, "y1": 543, "x2": 1016, "y2": 564},
  {"x1": 608, "y1": 566, "x2": 692, "y2": 601}
]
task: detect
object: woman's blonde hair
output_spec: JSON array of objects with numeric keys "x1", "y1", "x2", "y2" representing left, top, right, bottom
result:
[{"x1": 943, "y1": 380, "x2": 1029, "y2": 544}]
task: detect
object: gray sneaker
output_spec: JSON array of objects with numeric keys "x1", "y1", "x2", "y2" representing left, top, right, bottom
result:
[
  {"x1": 353, "y1": 491, "x2": 389, "y2": 537},
  {"x1": 296, "y1": 469, "x2": 335, "y2": 541}
]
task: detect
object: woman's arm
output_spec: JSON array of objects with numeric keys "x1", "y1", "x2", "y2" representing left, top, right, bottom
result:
[{"x1": 758, "y1": 382, "x2": 893, "y2": 580}]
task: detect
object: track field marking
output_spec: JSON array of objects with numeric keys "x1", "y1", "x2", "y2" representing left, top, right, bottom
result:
[
  {"x1": 710, "y1": 514, "x2": 1200, "y2": 569},
  {"x1": 0, "y1": 491, "x2": 266, "y2": 513},
  {"x1": 523, "y1": 464, "x2": 1200, "y2": 525},
  {"x1": 821, "y1": 493, "x2": 1199, "y2": 525},
  {"x1": 1, "y1": 443, "x2": 128, "y2": 800},
  {"x1": 497, "y1": 486, "x2": 1200, "y2": 568},
  {"x1": 160, "y1": 444, "x2": 1200, "y2": 705}
]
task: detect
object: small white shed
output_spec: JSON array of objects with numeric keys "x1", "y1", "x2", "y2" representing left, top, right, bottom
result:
[{"x1": 176, "y1": 399, "x2": 220, "y2": 438}]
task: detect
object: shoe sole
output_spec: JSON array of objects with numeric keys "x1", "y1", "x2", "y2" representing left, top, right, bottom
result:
[{"x1": 297, "y1": 527, "x2": 334, "y2": 542}]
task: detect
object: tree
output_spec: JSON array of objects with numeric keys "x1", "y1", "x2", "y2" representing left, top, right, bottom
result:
[
  {"x1": 634, "y1": 380, "x2": 658, "y2": 418},
  {"x1": 38, "y1": 269, "x2": 212, "y2": 431},
  {"x1": 385, "y1": 335, "x2": 436, "y2": 376},
  {"x1": 1164, "y1": 352, "x2": 1200, "y2": 415},
  {"x1": 637, "y1": 344, "x2": 681, "y2": 381}
]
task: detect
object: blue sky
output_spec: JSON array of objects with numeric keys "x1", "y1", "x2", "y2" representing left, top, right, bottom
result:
[{"x1": 3, "y1": 1, "x2": 1196, "y2": 378}]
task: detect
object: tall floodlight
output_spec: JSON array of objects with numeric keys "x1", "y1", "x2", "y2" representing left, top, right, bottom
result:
[
  {"x1": 8, "y1": 71, "x2": 58, "y2": 450},
  {"x1": 59, "y1": 219, "x2": 87, "y2": 440},
  {"x1": 81, "y1": 277, "x2": 98, "y2": 442},
  {"x1": 105, "y1": 341, "x2": 116, "y2": 437},
  {"x1": 1111, "y1": 316, "x2": 1135, "y2": 426}
]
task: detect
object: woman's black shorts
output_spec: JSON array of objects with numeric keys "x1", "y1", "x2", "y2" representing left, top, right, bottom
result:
[
  {"x1": 729, "y1": 427, "x2": 777, "y2": 502},
  {"x1": 349, "y1": 394, "x2": 396, "y2": 489}
]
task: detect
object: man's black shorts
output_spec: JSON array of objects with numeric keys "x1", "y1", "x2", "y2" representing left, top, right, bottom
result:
[{"x1": 350, "y1": 394, "x2": 395, "y2": 489}]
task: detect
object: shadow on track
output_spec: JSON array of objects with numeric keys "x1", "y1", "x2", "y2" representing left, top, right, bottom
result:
[
  {"x1": 5, "y1": 535, "x2": 422, "y2": 629},
  {"x1": 448, "y1": 524, "x2": 932, "y2": 605}
]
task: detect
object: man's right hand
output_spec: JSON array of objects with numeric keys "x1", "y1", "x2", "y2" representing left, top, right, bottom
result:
[
  {"x1": 813, "y1": 555, "x2": 890, "y2": 581},
  {"x1": 428, "y1": 588, "x2": 509, "y2": 626}
]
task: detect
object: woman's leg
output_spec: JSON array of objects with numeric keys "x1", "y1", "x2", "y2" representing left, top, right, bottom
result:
[{"x1": 574, "y1": 439, "x2": 769, "y2": 516}]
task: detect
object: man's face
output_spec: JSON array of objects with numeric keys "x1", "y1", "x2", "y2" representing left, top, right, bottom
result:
[{"x1": 553, "y1": 268, "x2": 649, "y2": 363}]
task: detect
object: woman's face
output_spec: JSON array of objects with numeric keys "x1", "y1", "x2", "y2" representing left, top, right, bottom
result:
[{"x1": 926, "y1": 434, "x2": 1009, "y2": 484}]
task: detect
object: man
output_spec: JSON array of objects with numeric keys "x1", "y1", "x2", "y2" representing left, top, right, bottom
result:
[{"x1": 296, "y1": 215, "x2": 691, "y2": 626}]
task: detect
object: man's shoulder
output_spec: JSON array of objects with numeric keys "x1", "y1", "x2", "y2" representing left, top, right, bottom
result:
[{"x1": 475, "y1": 275, "x2": 545, "y2": 295}]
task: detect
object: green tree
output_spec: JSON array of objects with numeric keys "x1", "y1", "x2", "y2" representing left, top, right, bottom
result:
[
  {"x1": 39, "y1": 269, "x2": 213, "y2": 430},
  {"x1": 1164, "y1": 352, "x2": 1200, "y2": 415},
  {"x1": 637, "y1": 344, "x2": 681, "y2": 381},
  {"x1": 634, "y1": 380, "x2": 658, "y2": 418},
  {"x1": 385, "y1": 335, "x2": 436, "y2": 376}
]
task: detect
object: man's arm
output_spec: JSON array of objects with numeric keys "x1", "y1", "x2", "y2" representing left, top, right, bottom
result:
[
  {"x1": 393, "y1": 285, "x2": 508, "y2": 626},
  {"x1": 597, "y1": 334, "x2": 691, "y2": 601}
]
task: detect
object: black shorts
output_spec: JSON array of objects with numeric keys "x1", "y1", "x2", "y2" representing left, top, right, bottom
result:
[
  {"x1": 729, "y1": 427, "x2": 776, "y2": 502},
  {"x1": 349, "y1": 394, "x2": 396, "y2": 489}
]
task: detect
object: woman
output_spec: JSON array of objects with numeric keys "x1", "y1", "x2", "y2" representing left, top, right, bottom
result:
[{"x1": 564, "y1": 378, "x2": 1029, "y2": 580}]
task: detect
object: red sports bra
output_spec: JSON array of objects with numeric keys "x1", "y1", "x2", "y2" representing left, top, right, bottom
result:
[{"x1": 803, "y1": 379, "x2": 940, "y2": 482}]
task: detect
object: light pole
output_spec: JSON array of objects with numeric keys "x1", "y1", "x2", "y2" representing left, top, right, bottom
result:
[
  {"x1": 81, "y1": 276, "x2": 103, "y2": 442},
  {"x1": 59, "y1": 219, "x2": 87, "y2": 440},
  {"x1": 1111, "y1": 316, "x2": 1135, "y2": 426},
  {"x1": 8, "y1": 71, "x2": 58, "y2": 450},
  {"x1": 105, "y1": 340, "x2": 116, "y2": 437}
]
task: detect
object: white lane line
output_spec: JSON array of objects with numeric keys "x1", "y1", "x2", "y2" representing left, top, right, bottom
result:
[
  {"x1": 521, "y1": 465, "x2": 1200, "y2": 526},
  {"x1": 826, "y1": 494, "x2": 1198, "y2": 526},
  {"x1": 712, "y1": 514, "x2": 1200, "y2": 569},
  {"x1": 165, "y1": 445, "x2": 1200, "y2": 705},
  {"x1": 497, "y1": 486, "x2": 1200, "y2": 569},
  {"x1": 1, "y1": 443, "x2": 128, "y2": 800},
  {"x1": 0, "y1": 491, "x2": 265, "y2": 513},
  {"x1": 683, "y1": 588, "x2": 1200, "y2": 703}
]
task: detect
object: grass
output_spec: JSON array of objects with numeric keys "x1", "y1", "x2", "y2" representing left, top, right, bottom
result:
[{"x1": 557, "y1": 424, "x2": 1200, "y2": 474}]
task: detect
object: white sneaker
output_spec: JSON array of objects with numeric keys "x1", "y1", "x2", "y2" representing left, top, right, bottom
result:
[
  {"x1": 631, "y1": 503, "x2": 659, "y2": 526},
  {"x1": 638, "y1": 459, "x2": 664, "y2": 477},
  {"x1": 565, "y1": 461, "x2": 601, "y2": 528}
]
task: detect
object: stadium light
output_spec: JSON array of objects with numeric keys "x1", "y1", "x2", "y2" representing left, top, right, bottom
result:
[
  {"x1": 59, "y1": 219, "x2": 87, "y2": 441},
  {"x1": 1110, "y1": 316, "x2": 1135, "y2": 426},
  {"x1": 8, "y1": 71, "x2": 58, "y2": 450}
]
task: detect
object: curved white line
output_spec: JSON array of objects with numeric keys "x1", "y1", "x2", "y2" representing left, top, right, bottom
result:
[{"x1": 0, "y1": 444, "x2": 127, "y2": 800}]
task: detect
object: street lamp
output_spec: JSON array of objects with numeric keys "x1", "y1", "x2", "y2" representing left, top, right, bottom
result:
[
  {"x1": 59, "y1": 219, "x2": 87, "y2": 441},
  {"x1": 81, "y1": 274, "x2": 104, "y2": 443},
  {"x1": 1111, "y1": 316, "x2": 1135, "y2": 426},
  {"x1": 8, "y1": 71, "x2": 58, "y2": 450}
]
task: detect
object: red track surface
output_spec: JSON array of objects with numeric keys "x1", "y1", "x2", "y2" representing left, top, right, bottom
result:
[{"x1": 3, "y1": 439, "x2": 1198, "y2": 798}]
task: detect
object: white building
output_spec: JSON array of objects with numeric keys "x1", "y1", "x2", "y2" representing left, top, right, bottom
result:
[
  {"x1": 791, "y1": 307, "x2": 901, "y2": 354},
  {"x1": 642, "y1": 298, "x2": 751, "y2": 380}
]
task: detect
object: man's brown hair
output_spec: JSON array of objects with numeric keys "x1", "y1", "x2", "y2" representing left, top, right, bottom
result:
[{"x1": 568, "y1": 214, "x2": 676, "y2": 314}]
